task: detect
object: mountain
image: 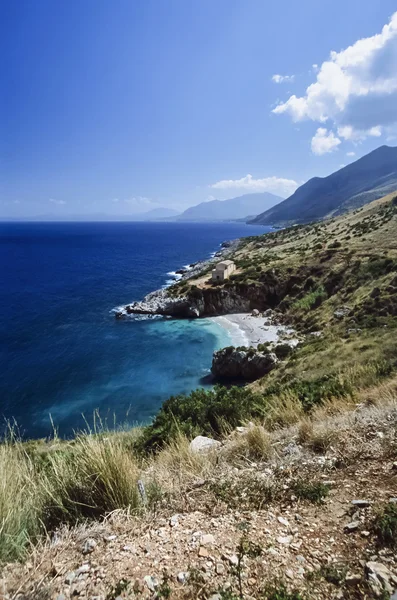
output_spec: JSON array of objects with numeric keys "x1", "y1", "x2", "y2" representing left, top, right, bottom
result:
[
  {"x1": 250, "y1": 145, "x2": 397, "y2": 226},
  {"x1": 177, "y1": 192, "x2": 283, "y2": 222},
  {"x1": 134, "y1": 207, "x2": 180, "y2": 220},
  {"x1": 2, "y1": 208, "x2": 181, "y2": 222}
]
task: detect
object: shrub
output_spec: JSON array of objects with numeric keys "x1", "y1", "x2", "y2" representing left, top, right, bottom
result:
[
  {"x1": 292, "y1": 480, "x2": 330, "y2": 504},
  {"x1": 261, "y1": 583, "x2": 306, "y2": 600},
  {"x1": 373, "y1": 503, "x2": 397, "y2": 547},
  {"x1": 293, "y1": 286, "x2": 327, "y2": 311},
  {"x1": 135, "y1": 386, "x2": 264, "y2": 453},
  {"x1": 273, "y1": 343, "x2": 293, "y2": 360}
]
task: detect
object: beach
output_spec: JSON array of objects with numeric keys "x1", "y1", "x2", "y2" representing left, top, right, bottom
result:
[{"x1": 210, "y1": 313, "x2": 297, "y2": 348}]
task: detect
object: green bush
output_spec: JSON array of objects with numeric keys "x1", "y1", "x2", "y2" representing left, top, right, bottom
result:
[
  {"x1": 292, "y1": 480, "x2": 330, "y2": 504},
  {"x1": 273, "y1": 343, "x2": 293, "y2": 360},
  {"x1": 373, "y1": 503, "x2": 397, "y2": 547},
  {"x1": 293, "y1": 285, "x2": 327, "y2": 311},
  {"x1": 135, "y1": 386, "x2": 264, "y2": 453}
]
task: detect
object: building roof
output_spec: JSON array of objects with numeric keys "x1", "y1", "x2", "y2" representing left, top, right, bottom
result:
[{"x1": 216, "y1": 260, "x2": 235, "y2": 267}]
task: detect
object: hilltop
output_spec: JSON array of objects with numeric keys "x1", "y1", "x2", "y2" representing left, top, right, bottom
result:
[
  {"x1": 250, "y1": 145, "x2": 397, "y2": 226},
  {"x1": 1, "y1": 193, "x2": 397, "y2": 599},
  {"x1": 176, "y1": 192, "x2": 283, "y2": 222}
]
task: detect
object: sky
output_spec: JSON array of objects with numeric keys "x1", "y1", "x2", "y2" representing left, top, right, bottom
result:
[{"x1": 1, "y1": 0, "x2": 397, "y2": 218}]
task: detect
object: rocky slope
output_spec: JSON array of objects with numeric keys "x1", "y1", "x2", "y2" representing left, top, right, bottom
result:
[
  {"x1": 250, "y1": 145, "x2": 397, "y2": 226},
  {"x1": 2, "y1": 393, "x2": 397, "y2": 599}
]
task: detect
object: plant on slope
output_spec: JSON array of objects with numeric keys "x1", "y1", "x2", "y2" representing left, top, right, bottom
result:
[{"x1": 373, "y1": 502, "x2": 397, "y2": 548}]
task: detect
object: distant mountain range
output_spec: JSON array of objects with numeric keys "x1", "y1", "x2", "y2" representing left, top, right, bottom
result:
[
  {"x1": 176, "y1": 192, "x2": 283, "y2": 221},
  {"x1": 250, "y1": 145, "x2": 397, "y2": 226},
  {"x1": 2, "y1": 207, "x2": 181, "y2": 222},
  {"x1": 131, "y1": 207, "x2": 180, "y2": 220}
]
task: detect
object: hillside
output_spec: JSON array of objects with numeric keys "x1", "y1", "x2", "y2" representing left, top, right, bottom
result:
[
  {"x1": 177, "y1": 192, "x2": 283, "y2": 222},
  {"x1": 250, "y1": 145, "x2": 397, "y2": 226},
  {"x1": 131, "y1": 207, "x2": 181, "y2": 220},
  {"x1": 2, "y1": 194, "x2": 397, "y2": 599}
]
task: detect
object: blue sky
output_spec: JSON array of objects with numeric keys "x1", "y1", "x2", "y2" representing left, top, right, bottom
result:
[{"x1": 1, "y1": 0, "x2": 397, "y2": 218}]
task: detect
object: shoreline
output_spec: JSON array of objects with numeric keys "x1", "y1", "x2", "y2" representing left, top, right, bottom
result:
[{"x1": 210, "y1": 313, "x2": 298, "y2": 348}]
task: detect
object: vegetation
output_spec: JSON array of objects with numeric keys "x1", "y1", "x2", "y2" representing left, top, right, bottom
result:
[
  {"x1": 292, "y1": 480, "x2": 330, "y2": 504},
  {"x1": 2, "y1": 191, "x2": 397, "y2": 600},
  {"x1": 373, "y1": 503, "x2": 397, "y2": 548}
]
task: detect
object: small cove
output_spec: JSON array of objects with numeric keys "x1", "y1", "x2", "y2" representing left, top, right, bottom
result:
[{"x1": 0, "y1": 220, "x2": 268, "y2": 438}]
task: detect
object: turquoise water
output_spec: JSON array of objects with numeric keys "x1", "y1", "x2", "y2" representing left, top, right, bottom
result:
[{"x1": 0, "y1": 221, "x2": 268, "y2": 438}]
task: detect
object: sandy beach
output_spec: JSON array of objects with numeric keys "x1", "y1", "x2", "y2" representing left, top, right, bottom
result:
[{"x1": 210, "y1": 313, "x2": 297, "y2": 348}]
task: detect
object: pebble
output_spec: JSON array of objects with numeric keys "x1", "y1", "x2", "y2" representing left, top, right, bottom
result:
[
  {"x1": 64, "y1": 572, "x2": 76, "y2": 585},
  {"x1": 351, "y1": 500, "x2": 371, "y2": 508},
  {"x1": 277, "y1": 516, "x2": 290, "y2": 527},
  {"x1": 345, "y1": 573, "x2": 362, "y2": 585},
  {"x1": 198, "y1": 547, "x2": 209, "y2": 558},
  {"x1": 82, "y1": 538, "x2": 97, "y2": 555},
  {"x1": 143, "y1": 575, "x2": 158, "y2": 592},
  {"x1": 216, "y1": 563, "x2": 225, "y2": 575},
  {"x1": 344, "y1": 521, "x2": 360, "y2": 533},
  {"x1": 286, "y1": 569, "x2": 294, "y2": 580},
  {"x1": 200, "y1": 534, "x2": 215, "y2": 546},
  {"x1": 77, "y1": 564, "x2": 90, "y2": 575},
  {"x1": 277, "y1": 536, "x2": 292, "y2": 545},
  {"x1": 169, "y1": 515, "x2": 179, "y2": 527},
  {"x1": 177, "y1": 572, "x2": 188, "y2": 584}
]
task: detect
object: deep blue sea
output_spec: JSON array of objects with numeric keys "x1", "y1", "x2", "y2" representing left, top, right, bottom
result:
[{"x1": 0, "y1": 221, "x2": 267, "y2": 438}]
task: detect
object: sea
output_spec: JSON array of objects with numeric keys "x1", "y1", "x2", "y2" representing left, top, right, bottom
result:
[{"x1": 0, "y1": 221, "x2": 268, "y2": 438}]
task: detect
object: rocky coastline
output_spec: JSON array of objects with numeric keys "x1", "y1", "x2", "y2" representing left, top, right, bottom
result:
[
  {"x1": 114, "y1": 238, "x2": 242, "y2": 319},
  {"x1": 114, "y1": 236, "x2": 302, "y2": 382}
]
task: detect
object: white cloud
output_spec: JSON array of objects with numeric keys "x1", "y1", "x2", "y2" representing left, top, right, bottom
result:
[
  {"x1": 346, "y1": 151, "x2": 356, "y2": 156},
  {"x1": 49, "y1": 198, "x2": 66, "y2": 205},
  {"x1": 206, "y1": 195, "x2": 216, "y2": 202},
  {"x1": 210, "y1": 174, "x2": 299, "y2": 197},
  {"x1": 272, "y1": 74, "x2": 295, "y2": 84},
  {"x1": 311, "y1": 127, "x2": 341, "y2": 155},
  {"x1": 273, "y1": 12, "x2": 397, "y2": 142}
]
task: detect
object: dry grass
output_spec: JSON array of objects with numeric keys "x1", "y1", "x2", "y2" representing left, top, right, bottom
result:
[
  {"x1": 151, "y1": 433, "x2": 217, "y2": 492},
  {"x1": 225, "y1": 424, "x2": 272, "y2": 461},
  {"x1": 0, "y1": 443, "x2": 41, "y2": 562}
]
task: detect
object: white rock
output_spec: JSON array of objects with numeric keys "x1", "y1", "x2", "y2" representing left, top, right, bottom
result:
[
  {"x1": 277, "y1": 536, "x2": 292, "y2": 545},
  {"x1": 82, "y1": 538, "x2": 97, "y2": 554},
  {"x1": 200, "y1": 533, "x2": 215, "y2": 546},
  {"x1": 190, "y1": 436, "x2": 221, "y2": 453},
  {"x1": 366, "y1": 561, "x2": 394, "y2": 595},
  {"x1": 277, "y1": 516, "x2": 290, "y2": 527},
  {"x1": 170, "y1": 514, "x2": 179, "y2": 527},
  {"x1": 177, "y1": 572, "x2": 188, "y2": 584},
  {"x1": 64, "y1": 572, "x2": 76, "y2": 585},
  {"x1": 143, "y1": 575, "x2": 158, "y2": 592}
]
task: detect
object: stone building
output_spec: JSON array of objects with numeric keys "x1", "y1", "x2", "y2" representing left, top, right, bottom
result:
[{"x1": 211, "y1": 260, "x2": 236, "y2": 282}]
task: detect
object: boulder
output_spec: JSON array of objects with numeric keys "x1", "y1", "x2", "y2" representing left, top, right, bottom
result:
[
  {"x1": 211, "y1": 347, "x2": 277, "y2": 381},
  {"x1": 366, "y1": 561, "x2": 395, "y2": 596},
  {"x1": 190, "y1": 436, "x2": 221, "y2": 454}
]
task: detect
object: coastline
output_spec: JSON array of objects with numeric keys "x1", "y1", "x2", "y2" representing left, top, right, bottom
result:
[{"x1": 210, "y1": 313, "x2": 298, "y2": 348}]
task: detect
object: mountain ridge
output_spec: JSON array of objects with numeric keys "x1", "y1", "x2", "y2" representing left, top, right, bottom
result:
[
  {"x1": 250, "y1": 145, "x2": 397, "y2": 226},
  {"x1": 176, "y1": 191, "x2": 283, "y2": 222}
]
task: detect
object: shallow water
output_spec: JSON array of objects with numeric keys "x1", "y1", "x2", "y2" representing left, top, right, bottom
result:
[{"x1": 0, "y1": 220, "x2": 268, "y2": 438}]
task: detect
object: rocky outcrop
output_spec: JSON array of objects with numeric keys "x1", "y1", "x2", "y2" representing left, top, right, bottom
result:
[
  {"x1": 211, "y1": 347, "x2": 278, "y2": 381},
  {"x1": 116, "y1": 289, "x2": 196, "y2": 318}
]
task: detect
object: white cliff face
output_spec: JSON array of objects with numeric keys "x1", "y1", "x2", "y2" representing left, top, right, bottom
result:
[{"x1": 115, "y1": 289, "x2": 196, "y2": 319}]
